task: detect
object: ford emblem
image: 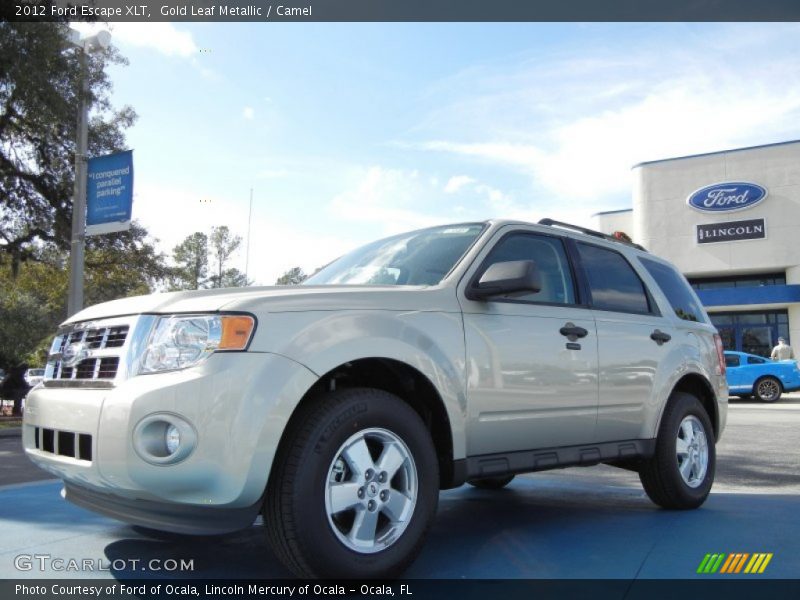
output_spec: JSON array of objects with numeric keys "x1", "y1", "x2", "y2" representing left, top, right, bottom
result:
[
  {"x1": 687, "y1": 182, "x2": 767, "y2": 213},
  {"x1": 62, "y1": 341, "x2": 88, "y2": 367}
]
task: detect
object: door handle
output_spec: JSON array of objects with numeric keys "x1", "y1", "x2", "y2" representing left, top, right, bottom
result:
[
  {"x1": 559, "y1": 322, "x2": 588, "y2": 341},
  {"x1": 650, "y1": 329, "x2": 671, "y2": 345}
]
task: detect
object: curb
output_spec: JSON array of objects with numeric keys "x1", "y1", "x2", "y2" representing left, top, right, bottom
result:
[{"x1": 0, "y1": 427, "x2": 22, "y2": 438}]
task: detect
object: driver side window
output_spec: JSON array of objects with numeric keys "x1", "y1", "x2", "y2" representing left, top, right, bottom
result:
[{"x1": 481, "y1": 233, "x2": 576, "y2": 304}]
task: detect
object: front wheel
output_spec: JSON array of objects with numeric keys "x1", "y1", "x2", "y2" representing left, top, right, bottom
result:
[
  {"x1": 264, "y1": 388, "x2": 439, "y2": 578},
  {"x1": 639, "y1": 392, "x2": 715, "y2": 510},
  {"x1": 754, "y1": 376, "x2": 782, "y2": 403}
]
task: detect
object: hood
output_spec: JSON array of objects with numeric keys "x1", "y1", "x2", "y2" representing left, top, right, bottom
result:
[{"x1": 63, "y1": 284, "x2": 459, "y2": 325}]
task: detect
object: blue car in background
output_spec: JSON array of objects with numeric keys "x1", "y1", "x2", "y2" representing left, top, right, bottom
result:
[{"x1": 725, "y1": 351, "x2": 800, "y2": 402}]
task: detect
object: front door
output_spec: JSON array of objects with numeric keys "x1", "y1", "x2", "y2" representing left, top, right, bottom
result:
[{"x1": 460, "y1": 230, "x2": 599, "y2": 456}]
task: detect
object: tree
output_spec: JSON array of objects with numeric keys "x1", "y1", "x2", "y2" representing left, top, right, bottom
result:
[
  {"x1": 276, "y1": 267, "x2": 308, "y2": 285},
  {"x1": 217, "y1": 267, "x2": 250, "y2": 288},
  {"x1": 169, "y1": 228, "x2": 251, "y2": 290},
  {"x1": 171, "y1": 232, "x2": 208, "y2": 290},
  {"x1": 0, "y1": 221, "x2": 170, "y2": 371},
  {"x1": 0, "y1": 22, "x2": 136, "y2": 275},
  {"x1": 208, "y1": 226, "x2": 242, "y2": 289}
]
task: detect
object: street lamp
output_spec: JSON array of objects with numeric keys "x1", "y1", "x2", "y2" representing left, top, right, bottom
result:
[{"x1": 66, "y1": 29, "x2": 111, "y2": 317}]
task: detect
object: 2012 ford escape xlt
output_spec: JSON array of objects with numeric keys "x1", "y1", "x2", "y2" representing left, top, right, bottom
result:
[{"x1": 23, "y1": 219, "x2": 728, "y2": 578}]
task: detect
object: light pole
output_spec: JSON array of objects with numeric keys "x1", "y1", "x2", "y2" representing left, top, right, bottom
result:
[{"x1": 66, "y1": 29, "x2": 111, "y2": 317}]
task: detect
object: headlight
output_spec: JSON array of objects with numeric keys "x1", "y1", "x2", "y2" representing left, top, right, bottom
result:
[{"x1": 138, "y1": 314, "x2": 255, "y2": 374}]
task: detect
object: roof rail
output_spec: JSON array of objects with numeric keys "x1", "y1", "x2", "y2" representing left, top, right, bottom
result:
[{"x1": 537, "y1": 218, "x2": 648, "y2": 252}]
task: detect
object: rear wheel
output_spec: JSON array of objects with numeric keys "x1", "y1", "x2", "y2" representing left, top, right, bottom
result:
[
  {"x1": 467, "y1": 475, "x2": 515, "y2": 490},
  {"x1": 639, "y1": 392, "x2": 715, "y2": 509},
  {"x1": 264, "y1": 388, "x2": 439, "y2": 578},
  {"x1": 754, "y1": 376, "x2": 782, "y2": 403}
]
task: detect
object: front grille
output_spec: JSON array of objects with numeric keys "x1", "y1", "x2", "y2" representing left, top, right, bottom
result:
[
  {"x1": 44, "y1": 318, "x2": 137, "y2": 387},
  {"x1": 50, "y1": 356, "x2": 120, "y2": 381},
  {"x1": 34, "y1": 427, "x2": 92, "y2": 461},
  {"x1": 53, "y1": 325, "x2": 129, "y2": 355}
]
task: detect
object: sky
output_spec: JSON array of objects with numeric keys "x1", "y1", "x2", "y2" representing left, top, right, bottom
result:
[{"x1": 70, "y1": 22, "x2": 800, "y2": 286}]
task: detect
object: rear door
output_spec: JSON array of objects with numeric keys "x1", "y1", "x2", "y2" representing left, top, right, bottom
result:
[
  {"x1": 459, "y1": 228, "x2": 599, "y2": 455},
  {"x1": 574, "y1": 243, "x2": 677, "y2": 443}
]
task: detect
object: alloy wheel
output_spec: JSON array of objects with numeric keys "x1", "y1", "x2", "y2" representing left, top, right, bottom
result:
[{"x1": 325, "y1": 428, "x2": 418, "y2": 554}]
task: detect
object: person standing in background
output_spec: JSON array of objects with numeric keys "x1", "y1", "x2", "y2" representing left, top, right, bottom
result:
[
  {"x1": 0, "y1": 364, "x2": 31, "y2": 416},
  {"x1": 770, "y1": 337, "x2": 795, "y2": 361}
]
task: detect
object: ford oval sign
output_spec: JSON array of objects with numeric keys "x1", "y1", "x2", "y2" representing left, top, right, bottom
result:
[{"x1": 687, "y1": 182, "x2": 767, "y2": 213}]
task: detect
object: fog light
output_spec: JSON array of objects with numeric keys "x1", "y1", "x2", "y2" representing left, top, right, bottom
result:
[
  {"x1": 133, "y1": 414, "x2": 196, "y2": 465},
  {"x1": 165, "y1": 425, "x2": 180, "y2": 455}
]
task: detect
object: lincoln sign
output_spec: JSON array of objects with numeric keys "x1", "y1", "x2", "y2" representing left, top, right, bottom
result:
[
  {"x1": 696, "y1": 218, "x2": 766, "y2": 244},
  {"x1": 687, "y1": 182, "x2": 767, "y2": 213}
]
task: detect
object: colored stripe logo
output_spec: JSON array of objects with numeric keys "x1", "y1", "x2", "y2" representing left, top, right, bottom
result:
[{"x1": 697, "y1": 553, "x2": 773, "y2": 574}]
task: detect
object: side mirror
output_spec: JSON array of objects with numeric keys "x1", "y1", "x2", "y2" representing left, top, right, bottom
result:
[{"x1": 466, "y1": 260, "x2": 542, "y2": 301}]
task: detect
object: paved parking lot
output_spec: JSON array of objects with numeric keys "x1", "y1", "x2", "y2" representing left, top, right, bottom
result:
[{"x1": 1, "y1": 394, "x2": 798, "y2": 579}]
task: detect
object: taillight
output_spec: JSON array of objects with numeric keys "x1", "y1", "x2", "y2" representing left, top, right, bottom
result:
[{"x1": 713, "y1": 334, "x2": 726, "y2": 376}]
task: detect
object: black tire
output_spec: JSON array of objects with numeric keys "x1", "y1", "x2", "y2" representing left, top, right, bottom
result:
[
  {"x1": 467, "y1": 475, "x2": 515, "y2": 490},
  {"x1": 639, "y1": 392, "x2": 715, "y2": 510},
  {"x1": 264, "y1": 387, "x2": 439, "y2": 578},
  {"x1": 754, "y1": 376, "x2": 782, "y2": 403}
]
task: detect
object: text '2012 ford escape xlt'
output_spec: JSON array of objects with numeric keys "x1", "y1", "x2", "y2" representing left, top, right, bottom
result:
[{"x1": 24, "y1": 219, "x2": 728, "y2": 578}]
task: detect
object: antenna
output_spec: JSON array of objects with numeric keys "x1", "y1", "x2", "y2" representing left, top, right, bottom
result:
[{"x1": 245, "y1": 188, "x2": 253, "y2": 282}]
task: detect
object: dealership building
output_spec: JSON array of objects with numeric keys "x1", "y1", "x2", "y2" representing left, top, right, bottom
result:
[{"x1": 593, "y1": 139, "x2": 800, "y2": 357}]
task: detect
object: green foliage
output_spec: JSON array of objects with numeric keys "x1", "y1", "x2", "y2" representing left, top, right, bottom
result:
[
  {"x1": 0, "y1": 222, "x2": 169, "y2": 369},
  {"x1": 0, "y1": 283, "x2": 55, "y2": 371},
  {"x1": 276, "y1": 267, "x2": 308, "y2": 286},
  {"x1": 171, "y1": 232, "x2": 208, "y2": 290},
  {"x1": 170, "y1": 228, "x2": 251, "y2": 290},
  {"x1": 209, "y1": 225, "x2": 240, "y2": 286},
  {"x1": 0, "y1": 21, "x2": 136, "y2": 273},
  {"x1": 83, "y1": 222, "x2": 171, "y2": 305},
  {"x1": 217, "y1": 267, "x2": 250, "y2": 288},
  {"x1": 208, "y1": 226, "x2": 246, "y2": 288}
]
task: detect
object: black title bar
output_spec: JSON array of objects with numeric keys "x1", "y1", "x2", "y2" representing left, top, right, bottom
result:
[{"x1": 4, "y1": 0, "x2": 800, "y2": 22}]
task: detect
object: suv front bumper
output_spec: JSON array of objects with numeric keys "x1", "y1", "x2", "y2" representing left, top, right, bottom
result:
[{"x1": 23, "y1": 351, "x2": 317, "y2": 534}]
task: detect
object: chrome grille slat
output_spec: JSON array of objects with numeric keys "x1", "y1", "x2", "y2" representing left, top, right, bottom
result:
[{"x1": 44, "y1": 319, "x2": 137, "y2": 388}]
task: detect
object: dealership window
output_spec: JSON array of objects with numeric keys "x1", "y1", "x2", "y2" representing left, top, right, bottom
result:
[
  {"x1": 689, "y1": 273, "x2": 786, "y2": 291},
  {"x1": 709, "y1": 310, "x2": 789, "y2": 357}
]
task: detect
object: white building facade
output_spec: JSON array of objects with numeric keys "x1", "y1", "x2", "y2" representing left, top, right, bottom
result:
[{"x1": 594, "y1": 140, "x2": 800, "y2": 357}]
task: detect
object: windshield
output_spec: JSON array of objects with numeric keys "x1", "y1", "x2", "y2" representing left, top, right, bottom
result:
[{"x1": 304, "y1": 223, "x2": 485, "y2": 286}]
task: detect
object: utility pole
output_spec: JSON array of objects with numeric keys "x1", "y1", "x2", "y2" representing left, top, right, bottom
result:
[
  {"x1": 66, "y1": 30, "x2": 111, "y2": 317},
  {"x1": 245, "y1": 187, "x2": 253, "y2": 282},
  {"x1": 67, "y1": 49, "x2": 89, "y2": 317}
]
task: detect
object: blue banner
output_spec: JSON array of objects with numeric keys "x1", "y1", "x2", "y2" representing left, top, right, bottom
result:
[{"x1": 86, "y1": 150, "x2": 134, "y2": 235}]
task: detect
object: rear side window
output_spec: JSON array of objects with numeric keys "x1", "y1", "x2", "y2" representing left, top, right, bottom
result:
[
  {"x1": 747, "y1": 356, "x2": 766, "y2": 365},
  {"x1": 576, "y1": 243, "x2": 650, "y2": 314},
  {"x1": 725, "y1": 354, "x2": 740, "y2": 367},
  {"x1": 640, "y1": 257, "x2": 707, "y2": 323}
]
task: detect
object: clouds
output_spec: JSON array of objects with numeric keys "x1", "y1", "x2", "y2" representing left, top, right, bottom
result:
[
  {"x1": 330, "y1": 167, "x2": 443, "y2": 234},
  {"x1": 413, "y1": 24, "x2": 800, "y2": 205},
  {"x1": 100, "y1": 23, "x2": 800, "y2": 287},
  {"x1": 444, "y1": 175, "x2": 476, "y2": 194},
  {"x1": 132, "y1": 181, "x2": 352, "y2": 285},
  {"x1": 71, "y1": 23, "x2": 199, "y2": 57}
]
